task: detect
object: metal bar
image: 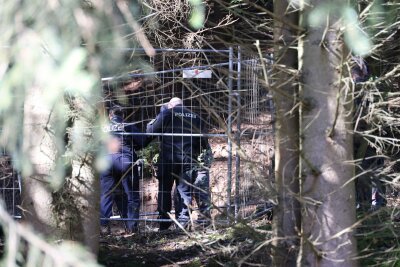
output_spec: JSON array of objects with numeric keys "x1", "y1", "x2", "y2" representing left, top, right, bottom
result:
[
  {"x1": 113, "y1": 132, "x2": 229, "y2": 137},
  {"x1": 234, "y1": 46, "x2": 242, "y2": 222},
  {"x1": 101, "y1": 62, "x2": 231, "y2": 82},
  {"x1": 105, "y1": 47, "x2": 274, "y2": 62},
  {"x1": 101, "y1": 58, "x2": 273, "y2": 82},
  {"x1": 226, "y1": 47, "x2": 233, "y2": 222},
  {"x1": 100, "y1": 58, "x2": 275, "y2": 83}
]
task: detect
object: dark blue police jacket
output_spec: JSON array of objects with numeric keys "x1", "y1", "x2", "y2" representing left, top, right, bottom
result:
[
  {"x1": 146, "y1": 105, "x2": 205, "y2": 161},
  {"x1": 104, "y1": 115, "x2": 147, "y2": 158}
]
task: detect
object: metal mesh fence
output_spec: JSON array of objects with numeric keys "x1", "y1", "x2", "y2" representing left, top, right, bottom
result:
[
  {"x1": 101, "y1": 48, "x2": 235, "y2": 230},
  {"x1": 0, "y1": 153, "x2": 21, "y2": 218},
  {"x1": 0, "y1": 47, "x2": 275, "y2": 232},
  {"x1": 100, "y1": 48, "x2": 274, "y2": 230}
]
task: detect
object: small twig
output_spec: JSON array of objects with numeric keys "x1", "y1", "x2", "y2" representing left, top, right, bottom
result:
[
  {"x1": 319, "y1": 14, "x2": 330, "y2": 47},
  {"x1": 116, "y1": 0, "x2": 155, "y2": 57},
  {"x1": 327, "y1": 41, "x2": 347, "y2": 138},
  {"x1": 255, "y1": 40, "x2": 270, "y2": 88},
  {"x1": 327, "y1": 91, "x2": 341, "y2": 138},
  {"x1": 240, "y1": 0, "x2": 305, "y2": 33},
  {"x1": 299, "y1": 151, "x2": 321, "y2": 177},
  {"x1": 254, "y1": 40, "x2": 297, "y2": 101}
]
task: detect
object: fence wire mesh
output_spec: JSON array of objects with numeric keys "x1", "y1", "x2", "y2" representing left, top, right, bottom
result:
[
  {"x1": 0, "y1": 47, "x2": 275, "y2": 233},
  {"x1": 0, "y1": 152, "x2": 21, "y2": 219}
]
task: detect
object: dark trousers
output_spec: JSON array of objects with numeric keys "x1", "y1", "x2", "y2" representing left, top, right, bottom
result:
[
  {"x1": 100, "y1": 152, "x2": 140, "y2": 231},
  {"x1": 175, "y1": 168, "x2": 211, "y2": 218},
  {"x1": 157, "y1": 158, "x2": 194, "y2": 228},
  {"x1": 192, "y1": 169, "x2": 211, "y2": 215}
]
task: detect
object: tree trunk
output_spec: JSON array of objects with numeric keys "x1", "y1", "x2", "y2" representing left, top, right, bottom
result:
[
  {"x1": 298, "y1": 1, "x2": 358, "y2": 266},
  {"x1": 272, "y1": 1, "x2": 301, "y2": 266},
  {"x1": 22, "y1": 86, "x2": 63, "y2": 237},
  {"x1": 64, "y1": 97, "x2": 100, "y2": 255},
  {"x1": 22, "y1": 87, "x2": 100, "y2": 255}
]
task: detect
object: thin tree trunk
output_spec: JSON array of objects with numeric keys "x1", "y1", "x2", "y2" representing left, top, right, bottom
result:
[
  {"x1": 272, "y1": 1, "x2": 300, "y2": 266},
  {"x1": 22, "y1": 85, "x2": 63, "y2": 237},
  {"x1": 67, "y1": 97, "x2": 101, "y2": 255},
  {"x1": 298, "y1": 1, "x2": 358, "y2": 266},
  {"x1": 22, "y1": 87, "x2": 100, "y2": 255}
]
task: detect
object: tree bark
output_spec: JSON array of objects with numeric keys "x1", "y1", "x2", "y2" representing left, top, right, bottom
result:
[
  {"x1": 65, "y1": 97, "x2": 100, "y2": 255},
  {"x1": 272, "y1": 1, "x2": 301, "y2": 267},
  {"x1": 22, "y1": 87, "x2": 100, "y2": 255},
  {"x1": 298, "y1": 1, "x2": 358, "y2": 266},
  {"x1": 22, "y1": 86, "x2": 63, "y2": 237}
]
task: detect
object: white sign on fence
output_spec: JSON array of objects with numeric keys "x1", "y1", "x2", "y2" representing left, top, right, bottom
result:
[{"x1": 182, "y1": 69, "x2": 212, "y2": 78}]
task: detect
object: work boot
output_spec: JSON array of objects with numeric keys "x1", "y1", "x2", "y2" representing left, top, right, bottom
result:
[
  {"x1": 158, "y1": 213, "x2": 172, "y2": 231},
  {"x1": 126, "y1": 226, "x2": 139, "y2": 235},
  {"x1": 159, "y1": 222, "x2": 172, "y2": 231}
]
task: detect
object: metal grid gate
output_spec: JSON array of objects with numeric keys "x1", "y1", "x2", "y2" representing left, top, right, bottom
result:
[
  {"x1": 0, "y1": 47, "x2": 275, "y2": 232},
  {"x1": 101, "y1": 47, "x2": 274, "y2": 231},
  {"x1": 101, "y1": 48, "x2": 237, "y2": 230}
]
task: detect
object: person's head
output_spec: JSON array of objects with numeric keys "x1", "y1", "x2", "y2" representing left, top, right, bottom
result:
[
  {"x1": 109, "y1": 106, "x2": 124, "y2": 122},
  {"x1": 122, "y1": 77, "x2": 143, "y2": 91},
  {"x1": 121, "y1": 70, "x2": 144, "y2": 92},
  {"x1": 168, "y1": 97, "x2": 183, "y2": 109}
]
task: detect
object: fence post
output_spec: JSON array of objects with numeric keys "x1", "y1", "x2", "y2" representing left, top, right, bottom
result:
[
  {"x1": 234, "y1": 46, "x2": 242, "y2": 222},
  {"x1": 227, "y1": 46, "x2": 233, "y2": 222}
]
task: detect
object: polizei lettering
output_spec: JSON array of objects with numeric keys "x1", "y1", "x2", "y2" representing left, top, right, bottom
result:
[
  {"x1": 103, "y1": 123, "x2": 125, "y2": 132},
  {"x1": 174, "y1": 112, "x2": 197, "y2": 118}
]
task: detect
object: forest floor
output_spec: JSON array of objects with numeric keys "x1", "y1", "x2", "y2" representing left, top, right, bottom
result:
[
  {"x1": 98, "y1": 197, "x2": 400, "y2": 267},
  {"x1": 98, "y1": 215, "x2": 273, "y2": 267}
]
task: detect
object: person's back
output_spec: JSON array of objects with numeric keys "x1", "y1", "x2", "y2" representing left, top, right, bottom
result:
[
  {"x1": 146, "y1": 97, "x2": 205, "y2": 230},
  {"x1": 167, "y1": 104, "x2": 202, "y2": 159},
  {"x1": 147, "y1": 98, "x2": 202, "y2": 161}
]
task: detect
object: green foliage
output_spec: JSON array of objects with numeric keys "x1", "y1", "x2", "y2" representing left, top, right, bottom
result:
[
  {"x1": 0, "y1": 0, "x2": 149, "y2": 264},
  {"x1": 138, "y1": 142, "x2": 160, "y2": 164},
  {"x1": 0, "y1": 203, "x2": 102, "y2": 267},
  {"x1": 307, "y1": 2, "x2": 372, "y2": 56},
  {"x1": 189, "y1": 0, "x2": 205, "y2": 30},
  {"x1": 0, "y1": 0, "x2": 104, "y2": 188},
  {"x1": 342, "y1": 6, "x2": 372, "y2": 56},
  {"x1": 306, "y1": 1, "x2": 400, "y2": 57},
  {"x1": 0, "y1": 0, "x2": 156, "y2": 190},
  {"x1": 137, "y1": 142, "x2": 160, "y2": 178},
  {"x1": 356, "y1": 209, "x2": 400, "y2": 266},
  {"x1": 228, "y1": 222, "x2": 265, "y2": 243}
]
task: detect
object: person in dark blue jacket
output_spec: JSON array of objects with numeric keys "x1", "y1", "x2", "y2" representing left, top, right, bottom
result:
[
  {"x1": 147, "y1": 97, "x2": 205, "y2": 230},
  {"x1": 100, "y1": 106, "x2": 147, "y2": 234}
]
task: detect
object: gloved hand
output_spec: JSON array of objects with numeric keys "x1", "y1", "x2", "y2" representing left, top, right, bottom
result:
[{"x1": 135, "y1": 159, "x2": 145, "y2": 167}]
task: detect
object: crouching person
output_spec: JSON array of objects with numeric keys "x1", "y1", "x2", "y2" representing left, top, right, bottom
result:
[{"x1": 174, "y1": 125, "x2": 213, "y2": 227}]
